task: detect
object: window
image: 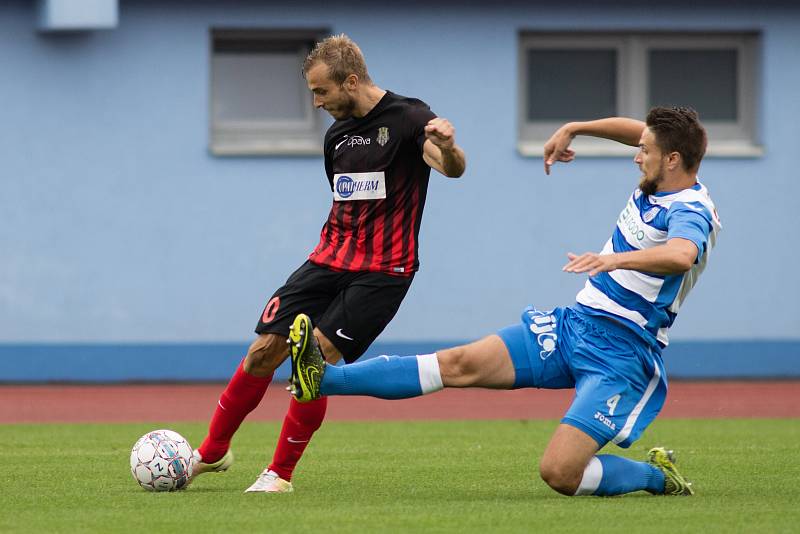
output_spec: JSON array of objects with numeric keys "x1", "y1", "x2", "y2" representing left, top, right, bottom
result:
[
  {"x1": 518, "y1": 32, "x2": 761, "y2": 157},
  {"x1": 210, "y1": 29, "x2": 328, "y2": 156}
]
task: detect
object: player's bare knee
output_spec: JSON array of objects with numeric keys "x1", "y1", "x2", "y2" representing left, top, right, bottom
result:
[
  {"x1": 539, "y1": 459, "x2": 581, "y2": 496},
  {"x1": 437, "y1": 347, "x2": 479, "y2": 387},
  {"x1": 244, "y1": 334, "x2": 287, "y2": 376}
]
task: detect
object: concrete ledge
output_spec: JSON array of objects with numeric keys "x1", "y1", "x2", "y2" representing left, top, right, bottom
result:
[
  {"x1": 1, "y1": 340, "x2": 798, "y2": 383},
  {"x1": 37, "y1": 0, "x2": 118, "y2": 31}
]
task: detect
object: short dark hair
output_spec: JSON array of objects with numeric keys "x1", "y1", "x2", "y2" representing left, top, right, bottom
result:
[
  {"x1": 303, "y1": 33, "x2": 371, "y2": 85},
  {"x1": 646, "y1": 107, "x2": 707, "y2": 171}
]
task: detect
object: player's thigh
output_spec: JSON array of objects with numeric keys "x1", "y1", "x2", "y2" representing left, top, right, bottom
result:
[
  {"x1": 496, "y1": 306, "x2": 576, "y2": 390},
  {"x1": 316, "y1": 272, "x2": 414, "y2": 362},
  {"x1": 254, "y1": 261, "x2": 340, "y2": 338},
  {"x1": 437, "y1": 335, "x2": 516, "y2": 389}
]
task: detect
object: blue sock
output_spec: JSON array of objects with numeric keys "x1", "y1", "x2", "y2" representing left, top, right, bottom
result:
[
  {"x1": 320, "y1": 354, "x2": 441, "y2": 399},
  {"x1": 595, "y1": 455, "x2": 665, "y2": 495},
  {"x1": 584, "y1": 455, "x2": 665, "y2": 496}
]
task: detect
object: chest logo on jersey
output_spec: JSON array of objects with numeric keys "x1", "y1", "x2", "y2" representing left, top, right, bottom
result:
[
  {"x1": 619, "y1": 198, "x2": 646, "y2": 242},
  {"x1": 333, "y1": 172, "x2": 386, "y2": 201},
  {"x1": 336, "y1": 135, "x2": 371, "y2": 151},
  {"x1": 376, "y1": 127, "x2": 390, "y2": 147}
]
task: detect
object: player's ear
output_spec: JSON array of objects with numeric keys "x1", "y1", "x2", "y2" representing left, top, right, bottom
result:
[
  {"x1": 343, "y1": 73, "x2": 358, "y2": 92},
  {"x1": 667, "y1": 151, "x2": 681, "y2": 171}
]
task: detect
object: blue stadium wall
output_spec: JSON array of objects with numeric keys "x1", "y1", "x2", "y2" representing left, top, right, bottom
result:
[{"x1": 1, "y1": 0, "x2": 798, "y2": 381}]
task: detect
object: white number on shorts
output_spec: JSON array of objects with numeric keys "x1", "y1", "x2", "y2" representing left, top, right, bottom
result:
[{"x1": 606, "y1": 394, "x2": 621, "y2": 416}]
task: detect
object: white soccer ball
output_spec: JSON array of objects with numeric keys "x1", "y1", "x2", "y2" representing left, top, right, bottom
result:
[{"x1": 130, "y1": 429, "x2": 193, "y2": 491}]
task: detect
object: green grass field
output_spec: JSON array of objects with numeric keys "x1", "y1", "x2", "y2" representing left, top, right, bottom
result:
[{"x1": 2, "y1": 419, "x2": 798, "y2": 533}]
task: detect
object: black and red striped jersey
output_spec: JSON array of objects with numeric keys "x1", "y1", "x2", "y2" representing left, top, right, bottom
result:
[{"x1": 308, "y1": 91, "x2": 436, "y2": 276}]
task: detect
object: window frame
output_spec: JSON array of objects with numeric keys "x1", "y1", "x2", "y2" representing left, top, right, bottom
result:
[
  {"x1": 209, "y1": 28, "x2": 329, "y2": 156},
  {"x1": 518, "y1": 31, "x2": 762, "y2": 158}
]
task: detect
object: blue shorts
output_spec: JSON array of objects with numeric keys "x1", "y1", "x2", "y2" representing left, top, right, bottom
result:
[{"x1": 498, "y1": 306, "x2": 668, "y2": 449}]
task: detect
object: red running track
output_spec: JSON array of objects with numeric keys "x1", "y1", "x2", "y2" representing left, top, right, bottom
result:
[{"x1": 1, "y1": 381, "x2": 798, "y2": 424}]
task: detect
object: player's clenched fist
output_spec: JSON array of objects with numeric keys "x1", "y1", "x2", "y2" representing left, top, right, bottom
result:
[{"x1": 425, "y1": 118, "x2": 455, "y2": 150}]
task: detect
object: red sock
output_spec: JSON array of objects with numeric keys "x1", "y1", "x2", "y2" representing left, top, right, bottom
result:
[
  {"x1": 268, "y1": 396, "x2": 328, "y2": 481},
  {"x1": 198, "y1": 360, "x2": 272, "y2": 464}
]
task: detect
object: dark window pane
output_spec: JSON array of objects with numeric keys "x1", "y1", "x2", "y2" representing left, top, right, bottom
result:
[
  {"x1": 649, "y1": 49, "x2": 738, "y2": 121},
  {"x1": 213, "y1": 51, "x2": 307, "y2": 122},
  {"x1": 214, "y1": 39, "x2": 301, "y2": 54},
  {"x1": 527, "y1": 49, "x2": 617, "y2": 121}
]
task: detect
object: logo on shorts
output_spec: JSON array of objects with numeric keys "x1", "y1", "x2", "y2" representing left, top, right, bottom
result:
[
  {"x1": 335, "y1": 328, "x2": 354, "y2": 341},
  {"x1": 594, "y1": 411, "x2": 617, "y2": 431},
  {"x1": 376, "y1": 126, "x2": 390, "y2": 147},
  {"x1": 527, "y1": 309, "x2": 558, "y2": 361}
]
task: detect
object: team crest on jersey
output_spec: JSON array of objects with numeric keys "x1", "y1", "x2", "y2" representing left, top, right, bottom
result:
[
  {"x1": 642, "y1": 207, "x2": 660, "y2": 223},
  {"x1": 376, "y1": 126, "x2": 390, "y2": 147}
]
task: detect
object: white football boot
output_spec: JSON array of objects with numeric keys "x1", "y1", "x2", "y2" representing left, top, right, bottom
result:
[{"x1": 244, "y1": 469, "x2": 294, "y2": 493}]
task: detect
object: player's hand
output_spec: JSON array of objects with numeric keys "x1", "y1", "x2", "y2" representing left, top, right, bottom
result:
[
  {"x1": 425, "y1": 118, "x2": 455, "y2": 151},
  {"x1": 543, "y1": 125, "x2": 577, "y2": 175},
  {"x1": 563, "y1": 252, "x2": 618, "y2": 276}
]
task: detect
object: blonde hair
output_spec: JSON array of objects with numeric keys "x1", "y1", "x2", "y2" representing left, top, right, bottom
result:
[{"x1": 303, "y1": 33, "x2": 372, "y2": 85}]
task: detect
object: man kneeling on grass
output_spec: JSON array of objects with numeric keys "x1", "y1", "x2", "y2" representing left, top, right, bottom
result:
[{"x1": 287, "y1": 107, "x2": 721, "y2": 497}]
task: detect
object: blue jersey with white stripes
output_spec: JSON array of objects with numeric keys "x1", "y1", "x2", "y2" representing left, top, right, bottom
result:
[{"x1": 575, "y1": 182, "x2": 721, "y2": 348}]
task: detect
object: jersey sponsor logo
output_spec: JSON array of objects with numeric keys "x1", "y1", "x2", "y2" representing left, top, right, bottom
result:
[
  {"x1": 376, "y1": 126, "x2": 390, "y2": 146},
  {"x1": 333, "y1": 172, "x2": 386, "y2": 201},
  {"x1": 619, "y1": 198, "x2": 646, "y2": 242},
  {"x1": 334, "y1": 134, "x2": 371, "y2": 150},
  {"x1": 346, "y1": 135, "x2": 371, "y2": 148}
]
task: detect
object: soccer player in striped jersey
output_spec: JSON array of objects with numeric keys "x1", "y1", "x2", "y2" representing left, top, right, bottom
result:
[
  {"x1": 189, "y1": 34, "x2": 466, "y2": 493},
  {"x1": 289, "y1": 107, "x2": 721, "y2": 497}
]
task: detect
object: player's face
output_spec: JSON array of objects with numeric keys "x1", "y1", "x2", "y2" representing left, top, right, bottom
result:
[
  {"x1": 634, "y1": 128, "x2": 666, "y2": 196},
  {"x1": 306, "y1": 62, "x2": 356, "y2": 120}
]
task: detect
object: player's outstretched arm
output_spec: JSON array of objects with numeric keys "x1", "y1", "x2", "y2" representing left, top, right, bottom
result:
[
  {"x1": 423, "y1": 117, "x2": 466, "y2": 178},
  {"x1": 543, "y1": 118, "x2": 646, "y2": 175},
  {"x1": 562, "y1": 238, "x2": 698, "y2": 277}
]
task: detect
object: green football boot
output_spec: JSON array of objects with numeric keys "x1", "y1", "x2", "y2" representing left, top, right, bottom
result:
[
  {"x1": 288, "y1": 313, "x2": 325, "y2": 403},
  {"x1": 648, "y1": 447, "x2": 695, "y2": 496},
  {"x1": 189, "y1": 449, "x2": 234, "y2": 482}
]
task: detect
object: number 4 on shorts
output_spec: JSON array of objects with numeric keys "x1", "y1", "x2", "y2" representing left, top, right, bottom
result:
[{"x1": 606, "y1": 394, "x2": 621, "y2": 416}]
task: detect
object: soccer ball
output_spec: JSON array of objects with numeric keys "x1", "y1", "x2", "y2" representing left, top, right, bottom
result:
[{"x1": 130, "y1": 429, "x2": 193, "y2": 491}]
